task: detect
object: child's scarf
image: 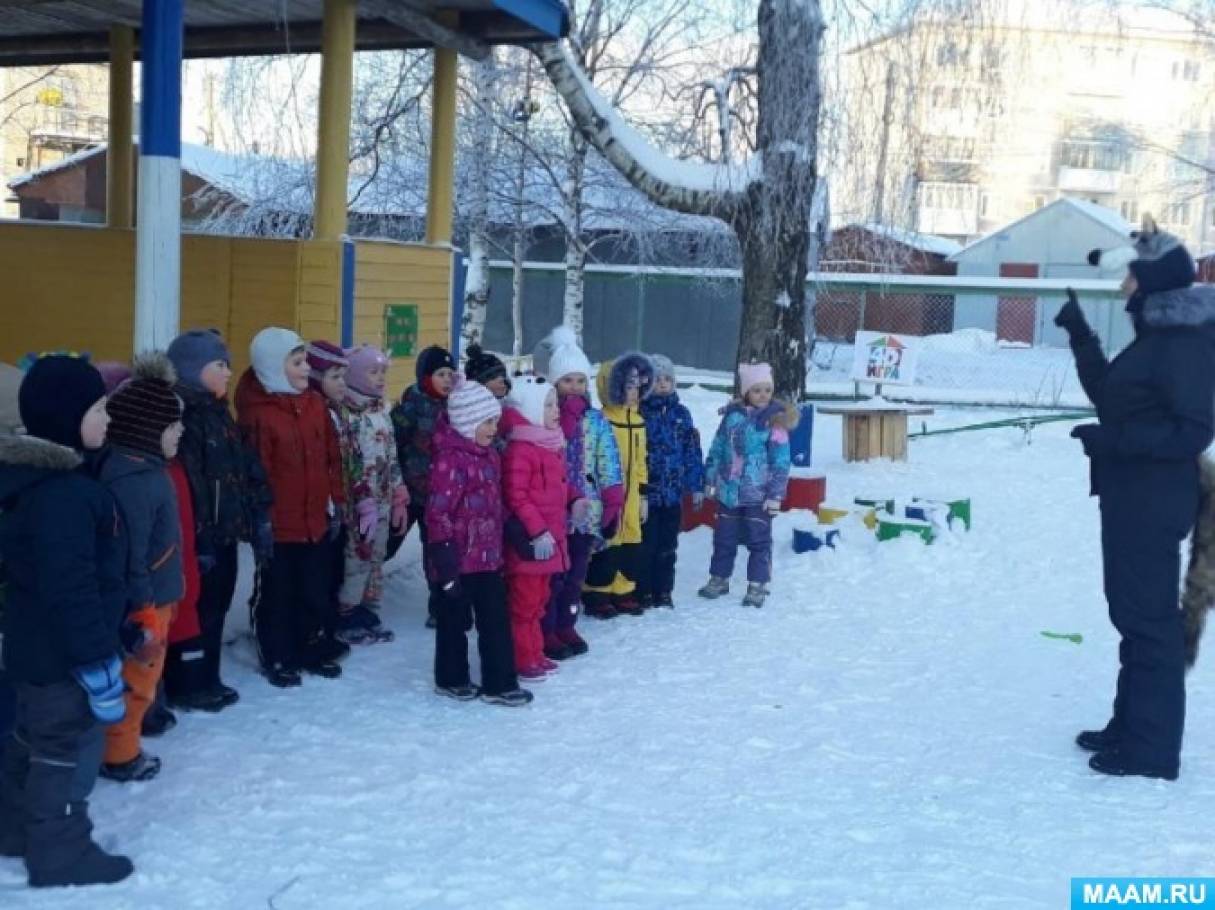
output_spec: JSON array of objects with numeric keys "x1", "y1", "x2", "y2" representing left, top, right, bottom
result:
[{"x1": 509, "y1": 423, "x2": 566, "y2": 453}]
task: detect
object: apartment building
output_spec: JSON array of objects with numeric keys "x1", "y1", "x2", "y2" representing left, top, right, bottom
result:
[{"x1": 838, "y1": 4, "x2": 1215, "y2": 253}]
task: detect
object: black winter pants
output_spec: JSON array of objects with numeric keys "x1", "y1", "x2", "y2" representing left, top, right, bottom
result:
[
  {"x1": 250, "y1": 542, "x2": 331, "y2": 671},
  {"x1": 0, "y1": 680, "x2": 104, "y2": 879},
  {"x1": 164, "y1": 542, "x2": 239, "y2": 698},
  {"x1": 387, "y1": 503, "x2": 441, "y2": 621},
  {"x1": 434, "y1": 573, "x2": 518, "y2": 696},
  {"x1": 636, "y1": 503, "x2": 682, "y2": 599},
  {"x1": 1100, "y1": 496, "x2": 1192, "y2": 772}
]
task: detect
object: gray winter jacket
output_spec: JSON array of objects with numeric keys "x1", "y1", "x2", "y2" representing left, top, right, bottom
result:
[{"x1": 99, "y1": 447, "x2": 184, "y2": 608}]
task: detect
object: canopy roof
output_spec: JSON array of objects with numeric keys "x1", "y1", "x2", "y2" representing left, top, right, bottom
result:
[{"x1": 0, "y1": 0, "x2": 569, "y2": 65}]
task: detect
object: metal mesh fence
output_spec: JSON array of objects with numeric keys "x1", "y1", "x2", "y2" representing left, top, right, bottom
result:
[{"x1": 480, "y1": 262, "x2": 1126, "y2": 409}]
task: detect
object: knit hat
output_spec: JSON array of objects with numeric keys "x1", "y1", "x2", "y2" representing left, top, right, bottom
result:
[
  {"x1": 464, "y1": 344, "x2": 510, "y2": 390},
  {"x1": 447, "y1": 375, "x2": 502, "y2": 439},
  {"x1": 416, "y1": 345, "x2": 455, "y2": 383},
  {"x1": 251, "y1": 327, "x2": 305, "y2": 396},
  {"x1": 1088, "y1": 216, "x2": 1196, "y2": 295},
  {"x1": 738, "y1": 362, "x2": 773, "y2": 395},
  {"x1": 106, "y1": 352, "x2": 183, "y2": 457},
  {"x1": 306, "y1": 340, "x2": 347, "y2": 391},
  {"x1": 535, "y1": 326, "x2": 592, "y2": 382},
  {"x1": 19, "y1": 355, "x2": 107, "y2": 450},
  {"x1": 508, "y1": 377, "x2": 556, "y2": 428},
  {"x1": 346, "y1": 344, "x2": 389, "y2": 399},
  {"x1": 0, "y1": 362, "x2": 24, "y2": 434},
  {"x1": 650, "y1": 354, "x2": 676, "y2": 385},
  {"x1": 95, "y1": 361, "x2": 131, "y2": 395},
  {"x1": 167, "y1": 329, "x2": 231, "y2": 391}
]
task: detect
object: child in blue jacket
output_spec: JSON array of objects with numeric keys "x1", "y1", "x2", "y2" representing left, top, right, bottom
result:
[
  {"x1": 698, "y1": 362, "x2": 793, "y2": 608},
  {"x1": 637, "y1": 355, "x2": 703, "y2": 607}
]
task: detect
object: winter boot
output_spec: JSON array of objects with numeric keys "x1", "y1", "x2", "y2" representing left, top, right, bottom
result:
[
  {"x1": 263, "y1": 663, "x2": 302, "y2": 689},
  {"x1": 435, "y1": 684, "x2": 480, "y2": 701},
  {"x1": 539, "y1": 656, "x2": 560, "y2": 673},
  {"x1": 169, "y1": 688, "x2": 227, "y2": 713},
  {"x1": 425, "y1": 613, "x2": 437, "y2": 629},
  {"x1": 652, "y1": 592, "x2": 675, "y2": 609},
  {"x1": 698, "y1": 576, "x2": 730, "y2": 599},
  {"x1": 583, "y1": 592, "x2": 617, "y2": 620},
  {"x1": 210, "y1": 682, "x2": 241, "y2": 709},
  {"x1": 741, "y1": 584, "x2": 768, "y2": 608},
  {"x1": 28, "y1": 838, "x2": 134, "y2": 888},
  {"x1": 544, "y1": 632, "x2": 575, "y2": 661},
  {"x1": 337, "y1": 611, "x2": 394, "y2": 645},
  {"x1": 140, "y1": 703, "x2": 177, "y2": 738},
  {"x1": 1076, "y1": 722, "x2": 1119, "y2": 753},
  {"x1": 613, "y1": 596, "x2": 645, "y2": 616},
  {"x1": 302, "y1": 659, "x2": 342, "y2": 679},
  {"x1": 0, "y1": 831, "x2": 22, "y2": 858},
  {"x1": 481, "y1": 687, "x2": 535, "y2": 707},
  {"x1": 557, "y1": 627, "x2": 589, "y2": 656},
  {"x1": 99, "y1": 752, "x2": 161, "y2": 784},
  {"x1": 353, "y1": 603, "x2": 383, "y2": 630},
  {"x1": 1089, "y1": 749, "x2": 1178, "y2": 781},
  {"x1": 517, "y1": 664, "x2": 548, "y2": 683}
]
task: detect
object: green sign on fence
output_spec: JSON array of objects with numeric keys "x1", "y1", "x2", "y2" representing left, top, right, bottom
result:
[{"x1": 384, "y1": 303, "x2": 419, "y2": 358}]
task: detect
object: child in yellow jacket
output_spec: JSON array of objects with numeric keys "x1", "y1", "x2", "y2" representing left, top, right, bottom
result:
[{"x1": 583, "y1": 353, "x2": 654, "y2": 618}]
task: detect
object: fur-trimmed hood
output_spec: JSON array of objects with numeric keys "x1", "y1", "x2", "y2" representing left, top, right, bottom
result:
[
  {"x1": 721, "y1": 399, "x2": 800, "y2": 431},
  {"x1": 1138, "y1": 284, "x2": 1215, "y2": 330},
  {"x1": 0, "y1": 432, "x2": 83, "y2": 502},
  {"x1": 596, "y1": 353, "x2": 654, "y2": 407}
]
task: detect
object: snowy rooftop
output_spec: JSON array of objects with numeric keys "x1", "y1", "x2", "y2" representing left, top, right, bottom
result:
[
  {"x1": 849, "y1": 222, "x2": 963, "y2": 258},
  {"x1": 951, "y1": 197, "x2": 1132, "y2": 260},
  {"x1": 9, "y1": 140, "x2": 735, "y2": 236}
]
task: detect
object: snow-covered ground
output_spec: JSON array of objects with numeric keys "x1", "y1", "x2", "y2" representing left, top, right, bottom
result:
[{"x1": 5, "y1": 389, "x2": 1213, "y2": 909}]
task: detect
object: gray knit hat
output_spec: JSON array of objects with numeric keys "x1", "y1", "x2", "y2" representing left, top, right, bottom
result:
[
  {"x1": 168, "y1": 329, "x2": 230, "y2": 390},
  {"x1": 650, "y1": 354, "x2": 676, "y2": 384}
]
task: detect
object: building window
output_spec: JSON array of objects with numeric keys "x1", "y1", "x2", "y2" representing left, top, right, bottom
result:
[
  {"x1": 1173, "y1": 60, "x2": 1201, "y2": 81},
  {"x1": 1162, "y1": 201, "x2": 1191, "y2": 225},
  {"x1": 1061, "y1": 140, "x2": 1124, "y2": 171},
  {"x1": 920, "y1": 182, "x2": 977, "y2": 210},
  {"x1": 1120, "y1": 200, "x2": 1139, "y2": 222}
]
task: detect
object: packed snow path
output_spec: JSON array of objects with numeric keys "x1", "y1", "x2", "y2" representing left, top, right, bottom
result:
[{"x1": 4, "y1": 393, "x2": 1213, "y2": 908}]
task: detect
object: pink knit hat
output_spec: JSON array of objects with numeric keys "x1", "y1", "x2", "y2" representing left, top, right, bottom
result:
[
  {"x1": 306, "y1": 340, "x2": 347, "y2": 392},
  {"x1": 345, "y1": 344, "x2": 389, "y2": 399},
  {"x1": 738, "y1": 362, "x2": 773, "y2": 395}
]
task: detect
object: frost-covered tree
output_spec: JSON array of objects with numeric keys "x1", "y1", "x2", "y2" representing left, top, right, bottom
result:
[{"x1": 536, "y1": 0, "x2": 824, "y2": 396}]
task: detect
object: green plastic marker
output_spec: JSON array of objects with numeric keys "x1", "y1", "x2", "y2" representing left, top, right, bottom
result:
[{"x1": 1040, "y1": 631, "x2": 1083, "y2": 644}]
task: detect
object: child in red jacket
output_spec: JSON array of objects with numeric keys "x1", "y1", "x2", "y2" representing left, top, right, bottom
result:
[
  {"x1": 236, "y1": 328, "x2": 346, "y2": 688},
  {"x1": 501, "y1": 378, "x2": 571, "y2": 681}
]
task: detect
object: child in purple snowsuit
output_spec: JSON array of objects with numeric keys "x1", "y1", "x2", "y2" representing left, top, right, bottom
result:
[{"x1": 698, "y1": 362, "x2": 793, "y2": 609}]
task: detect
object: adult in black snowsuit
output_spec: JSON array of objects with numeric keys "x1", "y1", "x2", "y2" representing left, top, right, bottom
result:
[{"x1": 1057, "y1": 222, "x2": 1215, "y2": 781}]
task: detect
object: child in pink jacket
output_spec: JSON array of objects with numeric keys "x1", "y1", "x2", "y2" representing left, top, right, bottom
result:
[
  {"x1": 426, "y1": 377, "x2": 532, "y2": 707},
  {"x1": 501, "y1": 378, "x2": 572, "y2": 682}
]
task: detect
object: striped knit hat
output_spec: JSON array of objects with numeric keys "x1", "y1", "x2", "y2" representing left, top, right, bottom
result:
[
  {"x1": 306, "y1": 340, "x2": 347, "y2": 391},
  {"x1": 447, "y1": 374, "x2": 501, "y2": 439},
  {"x1": 106, "y1": 352, "x2": 182, "y2": 457}
]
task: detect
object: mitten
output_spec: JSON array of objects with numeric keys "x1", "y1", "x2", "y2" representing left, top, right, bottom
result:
[
  {"x1": 571, "y1": 498, "x2": 591, "y2": 527},
  {"x1": 639, "y1": 499, "x2": 650, "y2": 525},
  {"x1": 356, "y1": 497, "x2": 378, "y2": 541},
  {"x1": 71, "y1": 655, "x2": 126, "y2": 724},
  {"x1": 1070, "y1": 423, "x2": 1112, "y2": 459},
  {"x1": 1054, "y1": 289, "x2": 1093, "y2": 344},
  {"x1": 763, "y1": 499, "x2": 782, "y2": 517},
  {"x1": 692, "y1": 491, "x2": 705, "y2": 510},
  {"x1": 390, "y1": 485, "x2": 410, "y2": 532},
  {"x1": 532, "y1": 531, "x2": 557, "y2": 561}
]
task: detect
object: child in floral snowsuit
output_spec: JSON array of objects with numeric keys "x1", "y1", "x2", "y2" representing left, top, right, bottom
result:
[
  {"x1": 699, "y1": 362, "x2": 793, "y2": 609},
  {"x1": 339, "y1": 345, "x2": 409, "y2": 643}
]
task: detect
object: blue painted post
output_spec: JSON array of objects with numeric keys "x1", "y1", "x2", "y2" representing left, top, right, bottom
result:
[
  {"x1": 134, "y1": 0, "x2": 184, "y2": 353},
  {"x1": 340, "y1": 240, "x2": 356, "y2": 348}
]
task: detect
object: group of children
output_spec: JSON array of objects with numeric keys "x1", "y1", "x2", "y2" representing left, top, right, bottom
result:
[{"x1": 0, "y1": 323, "x2": 792, "y2": 888}]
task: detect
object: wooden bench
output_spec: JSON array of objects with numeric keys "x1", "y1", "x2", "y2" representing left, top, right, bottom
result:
[{"x1": 817, "y1": 401, "x2": 935, "y2": 462}]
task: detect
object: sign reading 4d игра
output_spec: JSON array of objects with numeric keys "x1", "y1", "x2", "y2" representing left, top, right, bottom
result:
[{"x1": 851, "y1": 331, "x2": 919, "y2": 386}]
